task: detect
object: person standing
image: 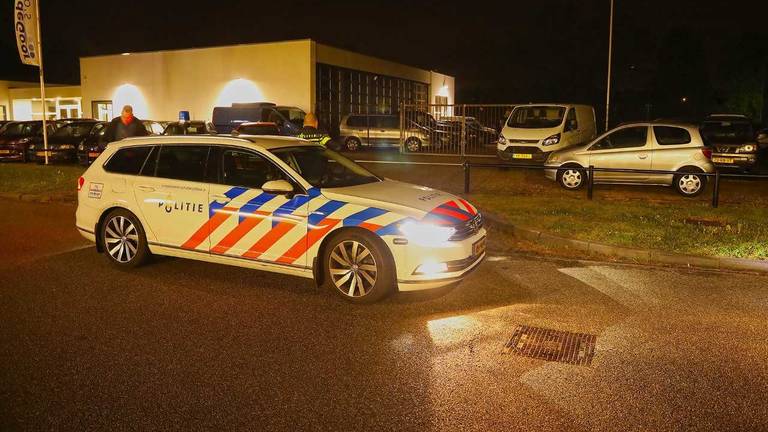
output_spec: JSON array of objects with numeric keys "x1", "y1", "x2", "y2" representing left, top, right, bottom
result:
[
  {"x1": 104, "y1": 105, "x2": 148, "y2": 142},
  {"x1": 297, "y1": 112, "x2": 333, "y2": 148}
]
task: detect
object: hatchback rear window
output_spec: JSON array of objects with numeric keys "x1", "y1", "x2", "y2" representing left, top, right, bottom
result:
[
  {"x1": 104, "y1": 146, "x2": 153, "y2": 175},
  {"x1": 654, "y1": 126, "x2": 691, "y2": 145}
]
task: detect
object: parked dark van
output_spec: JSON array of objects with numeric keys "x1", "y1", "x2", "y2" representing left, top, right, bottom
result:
[{"x1": 212, "y1": 102, "x2": 306, "y2": 135}]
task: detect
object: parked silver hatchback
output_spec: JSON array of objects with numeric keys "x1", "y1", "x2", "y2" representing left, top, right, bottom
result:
[{"x1": 544, "y1": 122, "x2": 715, "y2": 197}]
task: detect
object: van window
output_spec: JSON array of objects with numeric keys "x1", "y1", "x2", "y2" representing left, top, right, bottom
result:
[
  {"x1": 654, "y1": 126, "x2": 691, "y2": 145},
  {"x1": 104, "y1": 146, "x2": 153, "y2": 175},
  {"x1": 156, "y1": 146, "x2": 210, "y2": 182},
  {"x1": 507, "y1": 106, "x2": 566, "y2": 129},
  {"x1": 591, "y1": 126, "x2": 648, "y2": 151},
  {"x1": 220, "y1": 148, "x2": 287, "y2": 189},
  {"x1": 564, "y1": 109, "x2": 578, "y2": 132}
]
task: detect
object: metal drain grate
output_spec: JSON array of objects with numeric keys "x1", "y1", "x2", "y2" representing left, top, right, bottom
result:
[{"x1": 503, "y1": 325, "x2": 597, "y2": 366}]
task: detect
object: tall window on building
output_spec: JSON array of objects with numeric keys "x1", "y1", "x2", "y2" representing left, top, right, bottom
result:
[{"x1": 316, "y1": 63, "x2": 429, "y2": 137}]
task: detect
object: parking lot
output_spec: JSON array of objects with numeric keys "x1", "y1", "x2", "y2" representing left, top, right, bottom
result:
[{"x1": 2, "y1": 199, "x2": 767, "y2": 431}]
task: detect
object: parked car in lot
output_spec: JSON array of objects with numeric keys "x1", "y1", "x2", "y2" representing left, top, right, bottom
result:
[
  {"x1": 0, "y1": 121, "x2": 55, "y2": 162},
  {"x1": 75, "y1": 135, "x2": 486, "y2": 303},
  {"x1": 700, "y1": 114, "x2": 759, "y2": 172},
  {"x1": 340, "y1": 113, "x2": 449, "y2": 152},
  {"x1": 212, "y1": 102, "x2": 306, "y2": 135},
  {"x1": 231, "y1": 122, "x2": 281, "y2": 136},
  {"x1": 163, "y1": 121, "x2": 217, "y2": 135},
  {"x1": 498, "y1": 104, "x2": 597, "y2": 163},
  {"x1": 545, "y1": 122, "x2": 715, "y2": 197},
  {"x1": 441, "y1": 116, "x2": 498, "y2": 146},
  {"x1": 76, "y1": 122, "x2": 109, "y2": 165},
  {"x1": 31, "y1": 119, "x2": 101, "y2": 163}
]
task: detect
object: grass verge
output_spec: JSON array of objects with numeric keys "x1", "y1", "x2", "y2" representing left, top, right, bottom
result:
[{"x1": 0, "y1": 163, "x2": 84, "y2": 196}]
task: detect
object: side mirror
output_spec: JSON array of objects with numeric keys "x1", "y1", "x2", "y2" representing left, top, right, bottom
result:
[{"x1": 262, "y1": 179, "x2": 294, "y2": 195}]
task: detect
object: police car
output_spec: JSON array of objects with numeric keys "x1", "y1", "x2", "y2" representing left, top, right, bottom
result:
[{"x1": 76, "y1": 135, "x2": 486, "y2": 303}]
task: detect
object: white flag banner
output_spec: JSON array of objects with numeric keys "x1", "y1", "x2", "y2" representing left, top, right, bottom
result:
[{"x1": 14, "y1": 0, "x2": 40, "y2": 66}]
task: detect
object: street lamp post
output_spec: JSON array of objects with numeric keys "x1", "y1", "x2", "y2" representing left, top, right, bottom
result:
[{"x1": 605, "y1": 0, "x2": 614, "y2": 132}]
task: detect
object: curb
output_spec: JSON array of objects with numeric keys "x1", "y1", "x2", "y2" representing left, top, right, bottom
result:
[
  {"x1": 0, "y1": 192, "x2": 76, "y2": 205},
  {"x1": 483, "y1": 211, "x2": 768, "y2": 274}
]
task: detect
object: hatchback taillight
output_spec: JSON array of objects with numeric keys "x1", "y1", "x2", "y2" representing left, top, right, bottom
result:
[
  {"x1": 77, "y1": 176, "x2": 85, "y2": 191},
  {"x1": 701, "y1": 148, "x2": 712, "y2": 159}
]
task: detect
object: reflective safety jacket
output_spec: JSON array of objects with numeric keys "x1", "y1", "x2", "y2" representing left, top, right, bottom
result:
[{"x1": 297, "y1": 126, "x2": 332, "y2": 146}]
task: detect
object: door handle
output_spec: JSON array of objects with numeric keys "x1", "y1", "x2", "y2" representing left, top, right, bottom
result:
[
  {"x1": 638, "y1": 154, "x2": 648, "y2": 159},
  {"x1": 137, "y1": 185, "x2": 155, "y2": 192},
  {"x1": 211, "y1": 194, "x2": 231, "y2": 204}
]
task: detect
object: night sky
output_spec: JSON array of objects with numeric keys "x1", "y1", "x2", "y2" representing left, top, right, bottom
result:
[{"x1": 2, "y1": 0, "x2": 767, "y2": 124}]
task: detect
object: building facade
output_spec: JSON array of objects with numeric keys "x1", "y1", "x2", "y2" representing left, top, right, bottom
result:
[{"x1": 79, "y1": 39, "x2": 455, "y2": 132}]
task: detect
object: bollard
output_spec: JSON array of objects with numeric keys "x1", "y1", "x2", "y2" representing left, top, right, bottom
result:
[
  {"x1": 463, "y1": 161, "x2": 470, "y2": 194},
  {"x1": 587, "y1": 165, "x2": 594, "y2": 200},
  {"x1": 712, "y1": 171, "x2": 720, "y2": 208}
]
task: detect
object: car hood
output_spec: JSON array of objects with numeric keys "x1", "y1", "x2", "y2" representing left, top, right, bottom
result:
[{"x1": 321, "y1": 179, "x2": 476, "y2": 221}]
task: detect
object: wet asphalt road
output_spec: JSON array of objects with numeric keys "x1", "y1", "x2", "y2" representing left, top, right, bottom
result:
[{"x1": 1, "y1": 200, "x2": 767, "y2": 431}]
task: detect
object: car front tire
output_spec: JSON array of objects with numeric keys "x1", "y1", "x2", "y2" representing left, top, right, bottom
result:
[
  {"x1": 100, "y1": 209, "x2": 150, "y2": 268},
  {"x1": 405, "y1": 137, "x2": 422, "y2": 153},
  {"x1": 345, "y1": 137, "x2": 361, "y2": 152},
  {"x1": 322, "y1": 230, "x2": 395, "y2": 304}
]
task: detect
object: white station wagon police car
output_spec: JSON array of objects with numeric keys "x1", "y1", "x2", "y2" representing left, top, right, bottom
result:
[{"x1": 76, "y1": 135, "x2": 486, "y2": 303}]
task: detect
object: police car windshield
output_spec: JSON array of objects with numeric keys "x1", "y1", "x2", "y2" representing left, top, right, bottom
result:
[{"x1": 271, "y1": 146, "x2": 380, "y2": 188}]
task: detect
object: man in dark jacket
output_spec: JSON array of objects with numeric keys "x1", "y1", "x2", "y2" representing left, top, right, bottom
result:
[
  {"x1": 104, "y1": 105, "x2": 148, "y2": 142},
  {"x1": 297, "y1": 112, "x2": 333, "y2": 147}
]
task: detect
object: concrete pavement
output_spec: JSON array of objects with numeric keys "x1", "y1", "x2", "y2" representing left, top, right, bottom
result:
[{"x1": 1, "y1": 200, "x2": 767, "y2": 431}]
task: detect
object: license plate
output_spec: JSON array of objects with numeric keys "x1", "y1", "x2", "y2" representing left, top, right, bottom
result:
[
  {"x1": 0, "y1": 150, "x2": 9, "y2": 154},
  {"x1": 512, "y1": 153, "x2": 533, "y2": 159},
  {"x1": 473, "y1": 237, "x2": 487, "y2": 256},
  {"x1": 36, "y1": 151, "x2": 52, "y2": 157},
  {"x1": 712, "y1": 157, "x2": 734, "y2": 164},
  {"x1": 88, "y1": 152, "x2": 100, "y2": 158}
]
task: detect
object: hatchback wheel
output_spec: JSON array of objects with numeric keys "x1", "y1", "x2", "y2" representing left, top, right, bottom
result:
[
  {"x1": 323, "y1": 231, "x2": 394, "y2": 303},
  {"x1": 557, "y1": 166, "x2": 586, "y2": 190},
  {"x1": 674, "y1": 170, "x2": 706, "y2": 197},
  {"x1": 345, "y1": 137, "x2": 361, "y2": 151},
  {"x1": 101, "y1": 209, "x2": 150, "y2": 268}
]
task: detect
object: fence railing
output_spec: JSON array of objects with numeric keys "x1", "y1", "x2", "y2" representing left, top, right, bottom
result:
[
  {"x1": 400, "y1": 104, "x2": 516, "y2": 157},
  {"x1": 355, "y1": 158, "x2": 768, "y2": 208}
]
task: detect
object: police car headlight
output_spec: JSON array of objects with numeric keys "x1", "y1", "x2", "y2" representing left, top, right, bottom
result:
[{"x1": 400, "y1": 221, "x2": 456, "y2": 247}]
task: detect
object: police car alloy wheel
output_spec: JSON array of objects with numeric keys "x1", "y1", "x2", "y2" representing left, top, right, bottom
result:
[
  {"x1": 323, "y1": 231, "x2": 394, "y2": 303},
  {"x1": 101, "y1": 209, "x2": 150, "y2": 268},
  {"x1": 557, "y1": 166, "x2": 586, "y2": 190}
]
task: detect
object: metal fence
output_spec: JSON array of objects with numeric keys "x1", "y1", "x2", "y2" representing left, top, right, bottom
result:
[{"x1": 400, "y1": 104, "x2": 515, "y2": 157}]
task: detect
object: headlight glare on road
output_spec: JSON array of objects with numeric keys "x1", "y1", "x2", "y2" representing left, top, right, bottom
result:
[
  {"x1": 400, "y1": 221, "x2": 456, "y2": 247},
  {"x1": 542, "y1": 133, "x2": 561, "y2": 146}
]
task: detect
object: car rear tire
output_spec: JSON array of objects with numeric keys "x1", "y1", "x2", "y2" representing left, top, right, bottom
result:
[
  {"x1": 322, "y1": 230, "x2": 395, "y2": 304},
  {"x1": 673, "y1": 169, "x2": 707, "y2": 197},
  {"x1": 557, "y1": 166, "x2": 586, "y2": 190},
  {"x1": 345, "y1": 137, "x2": 361, "y2": 152},
  {"x1": 100, "y1": 209, "x2": 150, "y2": 268},
  {"x1": 405, "y1": 137, "x2": 422, "y2": 153}
]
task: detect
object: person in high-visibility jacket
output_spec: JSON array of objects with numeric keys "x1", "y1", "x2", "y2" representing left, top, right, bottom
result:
[{"x1": 297, "y1": 112, "x2": 333, "y2": 147}]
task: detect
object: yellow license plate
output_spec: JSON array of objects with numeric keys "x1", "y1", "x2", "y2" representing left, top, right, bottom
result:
[
  {"x1": 0, "y1": 150, "x2": 10, "y2": 154},
  {"x1": 36, "y1": 151, "x2": 52, "y2": 157},
  {"x1": 473, "y1": 237, "x2": 487, "y2": 256},
  {"x1": 712, "y1": 157, "x2": 734, "y2": 164},
  {"x1": 512, "y1": 153, "x2": 533, "y2": 159}
]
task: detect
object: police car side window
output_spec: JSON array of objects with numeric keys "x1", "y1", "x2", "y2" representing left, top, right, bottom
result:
[
  {"x1": 104, "y1": 146, "x2": 153, "y2": 175},
  {"x1": 155, "y1": 145, "x2": 210, "y2": 182},
  {"x1": 220, "y1": 149, "x2": 286, "y2": 189}
]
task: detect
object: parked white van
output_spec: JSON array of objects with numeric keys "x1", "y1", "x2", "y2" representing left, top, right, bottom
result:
[{"x1": 497, "y1": 104, "x2": 597, "y2": 164}]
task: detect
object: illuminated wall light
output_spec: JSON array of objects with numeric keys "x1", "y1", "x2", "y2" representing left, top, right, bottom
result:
[
  {"x1": 112, "y1": 84, "x2": 149, "y2": 119},
  {"x1": 215, "y1": 78, "x2": 264, "y2": 107}
]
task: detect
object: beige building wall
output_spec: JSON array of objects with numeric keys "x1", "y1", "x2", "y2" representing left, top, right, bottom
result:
[
  {"x1": 429, "y1": 71, "x2": 455, "y2": 105},
  {"x1": 80, "y1": 40, "x2": 314, "y2": 121},
  {"x1": 0, "y1": 81, "x2": 10, "y2": 120}
]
